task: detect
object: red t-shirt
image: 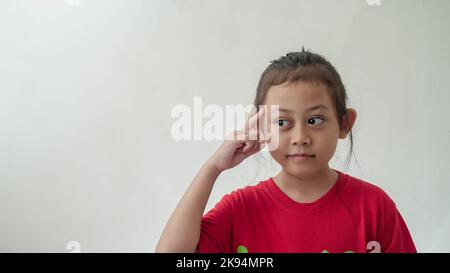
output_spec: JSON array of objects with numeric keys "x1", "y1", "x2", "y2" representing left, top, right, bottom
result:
[{"x1": 197, "y1": 169, "x2": 416, "y2": 253}]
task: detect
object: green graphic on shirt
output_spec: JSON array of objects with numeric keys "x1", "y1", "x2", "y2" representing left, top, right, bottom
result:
[
  {"x1": 322, "y1": 249, "x2": 355, "y2": 253},
  {"x1": 237, "y1": 245, "x2": 248, "y2": 253},
  {"x1": 238, "y1": 246, "x2": 354, "y2": 253}
]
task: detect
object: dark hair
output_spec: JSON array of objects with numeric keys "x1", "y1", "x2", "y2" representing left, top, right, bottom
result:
[{"x1": 253, "y1": 46, "x2": 355, "y2": 167}]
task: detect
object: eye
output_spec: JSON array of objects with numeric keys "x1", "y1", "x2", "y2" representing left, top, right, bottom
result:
[
  {"x1": 277, "y1": 119, "x2": 291, "y2": 128},
  {"x1": 307, "y1": 117, "x2": 324, "y2": 126}
]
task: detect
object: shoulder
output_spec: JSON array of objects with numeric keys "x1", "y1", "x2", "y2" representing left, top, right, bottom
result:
[
  {"x1": 218, "y1": 178, "x2": 271, "y2": 206},
  {"x1": 338, "y1": 171, "x2": 397, "y2": 215}
]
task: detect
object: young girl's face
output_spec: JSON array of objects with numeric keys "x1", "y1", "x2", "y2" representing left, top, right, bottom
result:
[{"x1": 262, "y1": 81, "x2": 348, "y2": 177}]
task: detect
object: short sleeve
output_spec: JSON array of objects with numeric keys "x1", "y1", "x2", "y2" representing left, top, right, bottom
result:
[
  {"x1": 378, "y1": 208, "x2": 417, "y2": 253},
  {"x1": 197, "y1": 193, "x2": 234, "y2": 253}
]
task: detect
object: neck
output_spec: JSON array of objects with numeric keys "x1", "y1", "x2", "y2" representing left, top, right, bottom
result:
[{"x1": 273, "y1": 167, "x2": 338, "y2": 203}]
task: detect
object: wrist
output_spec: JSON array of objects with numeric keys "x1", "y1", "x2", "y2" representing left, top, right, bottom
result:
[{"x1": 204, "y1": 159, "x2": 223, "y2": 177}]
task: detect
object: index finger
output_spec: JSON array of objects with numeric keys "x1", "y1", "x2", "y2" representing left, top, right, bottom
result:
[{"x1": 245, "y1": 107, "x2": 265, "y2": 131}]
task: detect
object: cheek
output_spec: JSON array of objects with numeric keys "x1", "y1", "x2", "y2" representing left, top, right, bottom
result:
[
  {"x1": 266, "y1": 130, "x2": 289, "y2": 152},
  {"x1": 313, "y1": 133, "x2": 339, "y2": 157},
  {"x1": 267, "y1": 134, "x2": 288, "y2": 162},
  {"x1": 263, "y1": 123, "x2": 284, "y2": 151},
  {"x1": 268, "y1": 150, "x2": 287, "y2": 166}
]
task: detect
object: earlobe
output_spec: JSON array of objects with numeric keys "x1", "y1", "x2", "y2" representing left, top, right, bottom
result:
[{"x1": 339, "y1": 108, "x2": 357, "y2": 139}]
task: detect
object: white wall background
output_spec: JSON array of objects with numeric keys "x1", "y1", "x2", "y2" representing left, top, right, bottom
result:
[{"x1": 0, "y1": 0, "x2": 449, "y2": 252}]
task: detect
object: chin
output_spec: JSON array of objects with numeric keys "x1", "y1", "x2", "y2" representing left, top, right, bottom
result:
[{"x1": 283, "y1": 164, "x2": 321, "y2": 178}]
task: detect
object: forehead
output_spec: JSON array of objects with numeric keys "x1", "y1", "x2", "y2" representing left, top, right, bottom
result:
[{"x1": 263, "y1": 81, "x2": 334, "y2": 112}]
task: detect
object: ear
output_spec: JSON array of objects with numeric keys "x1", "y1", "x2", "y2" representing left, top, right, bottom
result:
[{"x1": 339, "y1": 108, "x2": 357, "y2": 139}]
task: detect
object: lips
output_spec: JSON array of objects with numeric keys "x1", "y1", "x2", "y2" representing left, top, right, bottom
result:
[
  {"x1": 286, "y1": 153, "x2": 315, "y2": 162},
  {"x1": 287, "y1": 153, "x2": 315, "y2": 157}
]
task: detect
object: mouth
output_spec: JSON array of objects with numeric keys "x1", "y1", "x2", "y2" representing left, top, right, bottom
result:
[
  {"x1": 286, "y1": 153, "x2": 315, "y2": 161},
  {"x1": 287, "y1": 153, "x2": 315, "y2": 158}
]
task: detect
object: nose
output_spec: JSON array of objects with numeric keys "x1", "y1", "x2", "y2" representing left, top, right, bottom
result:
[{"x1": 290, "y1": 124, "x2": 311, "y2": 146}]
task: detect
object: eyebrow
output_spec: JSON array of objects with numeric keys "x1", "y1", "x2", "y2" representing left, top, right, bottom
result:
[{"x1": 278, "y1": 104, "x2": 329, "y2": 114}]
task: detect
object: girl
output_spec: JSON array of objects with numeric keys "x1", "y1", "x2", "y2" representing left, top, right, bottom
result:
[{"x1": 155, "y1": 48, "x2": 416, "y2": 253}]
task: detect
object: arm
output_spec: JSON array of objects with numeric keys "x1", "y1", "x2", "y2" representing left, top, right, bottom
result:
[
  {"x1": 155, "y1": 108, "x2": 265, "y2": 253},
  {"x1": 155, "y1": 160, "x2": 221, "y2": 253}
]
